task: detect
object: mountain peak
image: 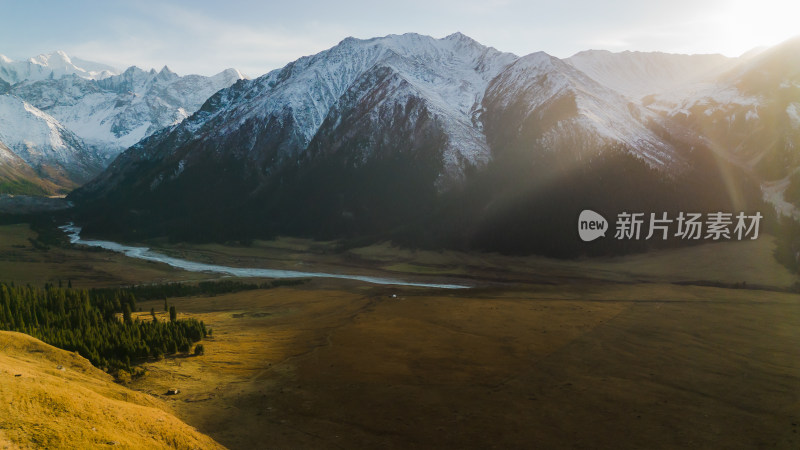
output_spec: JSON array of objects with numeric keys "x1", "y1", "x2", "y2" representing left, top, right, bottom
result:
[
  {"x1": 445, "y1": 31, "x2": 468, "y2": 39},
  {"x1": 512, "y1": 51, "x2": 560, "y2": 71},
  {"x1": 443, "y1": 32, "x2": 485, "y2": 49},
  {"x1": 122, "y1": 65, "x2": 144, "y2": 76},
  {"x1": 215, "y1": 68, "x2": 247, "y2": 80},
  {"x1": 569, "y1": 49, "x2": 612, "y2": 58},
  {"x1": 156, "y1": 65, "x2": 178, "y2": 80},
  {"x1": 29, "y1": 50, "x2": 73, "y2": 67},
  {"x1": 338, "y1": 36, "x2": 359, "y2": 45}
]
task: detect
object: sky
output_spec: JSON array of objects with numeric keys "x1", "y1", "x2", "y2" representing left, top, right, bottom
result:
[{"x1": 1, "y1": 0, "x2": 798, "y2": 78}]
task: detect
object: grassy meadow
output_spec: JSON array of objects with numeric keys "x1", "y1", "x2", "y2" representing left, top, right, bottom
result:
[{"x1": 1, "y1": 222, "x2": 799, "y2": 448}]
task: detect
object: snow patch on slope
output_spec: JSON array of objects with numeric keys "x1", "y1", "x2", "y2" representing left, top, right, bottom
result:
[
  {"x1": 0, "y1": 95, "x2": 68, "y2": 162},
  {"x1": 188, "y1": 33, "x2": 516, "y2": 174},
  {"x1": 0, "y1": 94, "x2": 96, "y2": 176},
  {"x1": 11, "y1": 66, "x2": 245, "y2": 157},
  {"x1": 489, "y1": 52, "x2": 678, "y2": 168},
  {"x1": 787, "y1": 103, "x2": 800, "y2": 128}
]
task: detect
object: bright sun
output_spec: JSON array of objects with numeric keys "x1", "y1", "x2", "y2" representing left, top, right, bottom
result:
[{"x1": 706, "y1": 0, "x2": 800, "y2": 56}]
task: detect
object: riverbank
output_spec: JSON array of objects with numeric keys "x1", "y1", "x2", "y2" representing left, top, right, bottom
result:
[{"x1": 60, "y1": 223, "x2": 471, "y2": 289}]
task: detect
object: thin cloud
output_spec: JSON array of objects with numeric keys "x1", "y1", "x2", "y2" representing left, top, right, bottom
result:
[
  {"x1": 72, "y1": 4, "x2": 345, "y2": 77},
  {"x1": 6, "y1": 0, "x2": 797, "y2": 76}
]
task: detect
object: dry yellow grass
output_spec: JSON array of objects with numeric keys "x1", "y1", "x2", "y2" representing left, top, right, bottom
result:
[
  {"x1": 0, "y1": 331, "x2": 223, "y2": 449},
  {"x1": 3, "y1": 221, "x2": 800, "y2": 448},
  {"x1": 131, "y1": 282, "x2": 800, "y2": 449}
]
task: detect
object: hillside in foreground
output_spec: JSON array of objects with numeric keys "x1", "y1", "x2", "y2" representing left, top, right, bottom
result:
[{"x1": 0, "y1": 330, "x2": 223, "y2": 449}]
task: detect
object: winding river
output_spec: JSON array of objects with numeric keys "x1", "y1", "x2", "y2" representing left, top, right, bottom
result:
[{"x1": 59, "y1": 224, "x2": 469, "y2": 289}]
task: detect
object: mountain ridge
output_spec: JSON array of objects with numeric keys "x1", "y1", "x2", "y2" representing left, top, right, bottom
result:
[
  {"x1": 0, "y1": 50, "x2": 246, "y2": 194},
  {"x1": 69, "y1": 33, "x2": 771, "y2": 255},
  {"x1": 0, "y1": 51, "x2": 118, "y2": 84},
  {"x1": 0, "y1": 94, "x2": 102, "y2": 190}
]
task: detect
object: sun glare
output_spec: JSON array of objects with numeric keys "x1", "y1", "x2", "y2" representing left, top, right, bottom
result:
[{"x1": 707, "y1": 0, "x2": 800, "y2": 56}]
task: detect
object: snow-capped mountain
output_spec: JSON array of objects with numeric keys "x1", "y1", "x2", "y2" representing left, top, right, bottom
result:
[
  {"x1": 182, "y1": 33, "x2": 515, "y2": 179},
  {"x1": 567, "y1": 39, "x2": 800, "y2": 218},
  {"x1": 0, "y1": 95, "x2": 103, "y2": 190},
  {"x1": 298, "y1": 33, "x2": 519, "y2": 184},
  {"x1": 79, "y1": 32, "x2": 686, "y2": 201},
  {"x1": 0, "y1": 51, "x2": 118, "y2": 85},
  {"x1": 9, "y1": 64, "x2": 246, "y2": 159},
  {"x1": 78, "y1": 33, "x2": 520, "y2": 197},
  {"x1": 72, "y1": 32, "x2": 766, "y2": 252},
  {"x1": 482, "y1": 51, "x2": 680, "y2": 168},
  {"x1": 566, "y1": 50, "x2": 737, "y2": 101},
  {"x1": 0, "y1": 50, "x2": 246, "y2": 193},
  {"x1": 663, "y1": 39, "x2": 799, "y2": 216}
]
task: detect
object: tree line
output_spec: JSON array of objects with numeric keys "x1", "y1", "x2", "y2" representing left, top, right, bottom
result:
[
  {"x1": 90, "y1": 278, "x2": 307, "y2": 301},
  {"x1": 0, "y1": 281, "x2": 207, "y2": 373}
]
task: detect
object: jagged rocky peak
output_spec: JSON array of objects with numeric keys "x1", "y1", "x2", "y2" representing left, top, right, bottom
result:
[{"x1": 7, "y1": 59, "x2": 246, "y2": 159}]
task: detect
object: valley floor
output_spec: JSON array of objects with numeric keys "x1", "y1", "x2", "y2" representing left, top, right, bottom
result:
[
  {"x1": 130, "y1": 282, "x2": 800, "y2": 449},
  {"x1": 1, "y1": 223, "x2": 799, "y2": 448}
]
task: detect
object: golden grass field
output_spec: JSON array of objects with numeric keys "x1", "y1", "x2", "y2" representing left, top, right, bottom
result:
[
  {"x1": 2, "y1": 223, "x2": 800, "y2": 448},
  {"x1": 128, "y1": 282, "x2": 800, "y2": 449},
  {"x1": 0, "y1": 330, "x2": 223, "y2": 449}
]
